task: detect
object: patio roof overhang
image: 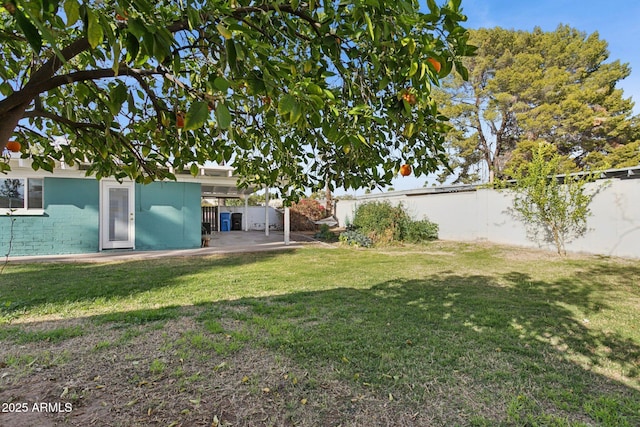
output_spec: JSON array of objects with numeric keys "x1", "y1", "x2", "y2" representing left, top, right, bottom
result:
[
  {"x1": 4, "y1": 157, "x2": 255, "y2": 197},
  {"x1": 171, "y1": 165, "x2": 256, "y2": 198}
]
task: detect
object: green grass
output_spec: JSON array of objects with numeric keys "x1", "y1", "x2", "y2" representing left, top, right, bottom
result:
[
  {"x1": 0, "y1": 242, "x2": 639, "y2": 425},
  {"x1": 0, "y1": 325, "x2": 83, "y2": 344}
]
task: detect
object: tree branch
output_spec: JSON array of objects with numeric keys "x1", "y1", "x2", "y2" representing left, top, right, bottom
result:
[
  {"x1": 127, "y1": 72, "x2": 164, "y2": 126},
  {"x1": 232, "y1": 5, "x2": 322, "y2": 35},
  {"x1": 2, "y1": 66, "x2": 160, "y2": 114},
  {"x1": 23, "y1": 109, "x2": 105, "y2": 130}
]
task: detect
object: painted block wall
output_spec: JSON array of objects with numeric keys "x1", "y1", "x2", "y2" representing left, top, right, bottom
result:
[
  {"x1": 1, "y1": 179, "x2": 202, "y2": 256},
  {"x1": 220, "y1": 206, "x2": 283, "y2": 231},
  {"x1": 0, "y1": 178, "x2": 99, "y2": 256},
  {"x1": 335, "y1": 178, "x2": 640, "y2": 258},
  {"x1": 135, "y1": 181, "x2": 201, "y2": 250}
]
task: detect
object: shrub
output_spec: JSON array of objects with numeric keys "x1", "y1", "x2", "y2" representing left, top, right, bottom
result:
[
  {"x1": 314, "y1": 224, "x2": 338, "y2": 242},
  {"x1": 350, "y1": 201, "x2": 438, "y2": 245},
  {"x1": 289, "y1": 198, "x2": 327, "y2": 231},
  {"x1": 405, "y1": 219, "x2": 439, "y2": 243},
  {"x1": 338, "y1": 230, "x2": 373, "y2": 248},
  {"x1": 352, "y1": 201, "x2": 410, "y2": 244}
]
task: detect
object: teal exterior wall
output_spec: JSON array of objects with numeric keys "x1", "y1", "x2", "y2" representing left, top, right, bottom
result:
[
  {"x1": 0, "y1": 178, "x2": 202, "y2": 256},
  {"x1": 134, "y1": 181, "x2": 201, "y2": 250},
  {"x1": 0, "y1": 177, "x2": 100, "y2": 256}
]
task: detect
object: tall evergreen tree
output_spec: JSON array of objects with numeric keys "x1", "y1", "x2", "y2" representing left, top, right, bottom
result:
[{"x1": 435, "y1": 25, "x2": 637, "y2": 183}]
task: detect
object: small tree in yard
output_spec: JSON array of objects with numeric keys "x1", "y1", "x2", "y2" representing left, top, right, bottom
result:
[{"x1": 511, "y1": 142, "x2": 597, "y2": 256}]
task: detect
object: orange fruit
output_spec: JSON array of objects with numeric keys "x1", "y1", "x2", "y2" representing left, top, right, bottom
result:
[
  {"x1": 399, "y1": 164, "x2": 412, "y2": 177},
  {"x1": 6, "y1": 141, "x2": 21, "y2": 152},
  {"x1": 427, "y1": 57, "x2": 441, "y2": 74}
]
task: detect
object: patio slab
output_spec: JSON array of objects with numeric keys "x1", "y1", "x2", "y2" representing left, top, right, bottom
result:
[{"x1": 5, "y1": 231, "x2": 324, "y2": 264}]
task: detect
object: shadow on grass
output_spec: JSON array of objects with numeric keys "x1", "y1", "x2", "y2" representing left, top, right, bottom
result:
[
  {"x1": 1, "y1": 254, "x2": 639, "y2": 425},
  {"x1": 0, "y1": 250, "x2": 296, "y2": 318},
  {"x1": 195, "y1": 271, "x2": 640, "y2": 425}
]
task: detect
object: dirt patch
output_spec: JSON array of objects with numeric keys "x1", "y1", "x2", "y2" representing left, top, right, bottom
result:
[{"x1": 0, "y1": 313, "x2": 446, "y2": 426}]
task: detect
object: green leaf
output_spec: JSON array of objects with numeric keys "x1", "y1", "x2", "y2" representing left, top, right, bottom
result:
[
  {"x1": 86, "y1": 9, "x2": 103, "y2": 49},
  {"x1": 124, "y1": 33, "x2": 139, "y2": 62},
  {"x1": 0, "y1": 82, "x2": 12, "y2": 96},
  {"x1": 408, "y1": 61, "x2": 418, "y2": 77},
  {"x1": 216, "y1": 23, "x2": 232, "y2": 40},
  {"x1": 213, "y1": 77, "x2": 230, "y2": 92},
  {"x1": 108, "y1": 83, "x2": 128, "y2": 115},
  {"x1": 111, "y1": 40, "x2": 121, "y2": 74},
  {"x1": 215, "y1": 103, "x2": 232, "y2": 129},
  {"x1": 306, "y1": 83, "x2": 323, "y2": 95},
  {"x1": 226, "y1": 39, "x2": 237, "y2": 70},
  {"x1": 364, "y1": 12, "x2": 375, "y2": 41},
  {"x1": 290, "y1": 102, "x2": 303, "y2": 124},
  {"x1": 278, "y1": 94, "x2": 296, "y2": 115},
  {"x1": 426, "y1": 0, "x2": 439, "y2": 14},
  {"x1": 403, "y1": 122, "x2": 415, "y2": 138},
  {"x1": 14, "y1": 11, "x2": 42, "y2": 53},
  {"x1": 127, "y1": 19, "x2": 146, "y2": 38},
  {"x1": 186, "y1": 7, "x2": 201, "y2": 29},
  {"x1": 190, "y1": 163, "x2": 199, "y2": 176},
  {"x1": 64, "y1": 0, "x2": 80, "y2": 26},
  {"x1": 184, "y1": 102, "x2": 209, "y2": 131}
]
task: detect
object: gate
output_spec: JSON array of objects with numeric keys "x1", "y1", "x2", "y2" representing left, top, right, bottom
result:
[{"x1": 201, "y1": 206, "x2": 217, "y2": 232}]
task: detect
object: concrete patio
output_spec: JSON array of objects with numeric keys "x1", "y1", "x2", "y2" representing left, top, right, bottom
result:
[{"x1": 5, "y1": 231, "x2": 323, "y2": 264}]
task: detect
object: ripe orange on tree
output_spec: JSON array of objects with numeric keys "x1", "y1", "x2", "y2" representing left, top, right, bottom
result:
[
  {"x1": 427, "y1": 57, "x2": 441, "y2": 74},
  {"x1": 6, "y1": 140, "x2": 21, "y2": 152},
  {"x1": 400, "y1": 164, "x2": 412, "y2": 176}
]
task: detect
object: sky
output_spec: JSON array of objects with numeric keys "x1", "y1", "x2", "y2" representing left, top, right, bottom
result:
[{"x1": 348, "y1": 0, "x2": 640, "y2": 195}]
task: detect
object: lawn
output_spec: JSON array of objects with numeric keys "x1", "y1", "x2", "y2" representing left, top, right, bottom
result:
[{"x1": 0, "y1": 241, "x2": 638, "y2": 426}]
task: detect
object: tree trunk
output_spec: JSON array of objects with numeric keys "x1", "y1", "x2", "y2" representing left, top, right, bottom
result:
[
  {"x1": 0, "y1": 103, "x2": 29, "y2": 150},
  {"x1": 0, "y1": 38, "x2": 91, "y2": 150},
  {"x1": 324, "y1": 181, "x2": 333, "y2": 214}
]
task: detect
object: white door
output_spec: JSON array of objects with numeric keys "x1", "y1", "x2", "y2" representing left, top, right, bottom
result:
[{"x1": 101, "y1": 181, "x2": 135, "y2": 250}]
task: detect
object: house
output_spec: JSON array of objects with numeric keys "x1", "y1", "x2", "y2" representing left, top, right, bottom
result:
[{"x1": 0, "y1": 156, "x2": 255, "y2": 256}]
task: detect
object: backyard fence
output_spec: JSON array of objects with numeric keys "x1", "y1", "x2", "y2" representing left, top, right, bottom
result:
[{"x1": 335, "y1": 174, "x2": 640, "y2": 259}]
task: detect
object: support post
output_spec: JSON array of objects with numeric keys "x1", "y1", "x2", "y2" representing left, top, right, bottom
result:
[
  {"x1": 264, "y1": 188, "x2": 270, "y2": 237},
  {"x1": 244, "y1": 196, "x2": 249, "y2": 231},
  {"x1": 216, "y1": 198, "x2": 221, "y2": 233},
  {"x1": 284, "y1": 204, "x2": 290, "y2": 245}
]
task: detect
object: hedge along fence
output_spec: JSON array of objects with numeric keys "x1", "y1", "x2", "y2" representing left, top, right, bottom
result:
[{"x1": 348, "y1": 200, "x2": 438, "y2": 245}]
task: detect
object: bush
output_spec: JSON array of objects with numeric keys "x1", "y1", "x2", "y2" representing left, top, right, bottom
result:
[
  {"x1": 352, "y1": 201, "x2": 410, "y2": 244},
  {"x1": 405, "y1": 219, "x2": 439, "y2": 243},
  {"x1": 314, "y1": 224, "x2": 338, "y2": 242},
  {"x1": 351, "y1": 201, "x2": 438, "y2": 245},
  {"x1": 289, "y1": 198, "x2": 327, "y2": 231},
  {"x1": 339, "y1": 230, "x2": 373, "y2": 248}
]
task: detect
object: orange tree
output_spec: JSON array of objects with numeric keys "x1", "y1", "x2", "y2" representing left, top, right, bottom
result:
[{"x1": 0, "y1": 0, "x2": 474, "y2": 197}]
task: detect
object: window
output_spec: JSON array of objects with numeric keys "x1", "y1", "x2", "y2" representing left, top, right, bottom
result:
[{"x1": 0, "y1": 178, "x2": 43, "y2": 212}]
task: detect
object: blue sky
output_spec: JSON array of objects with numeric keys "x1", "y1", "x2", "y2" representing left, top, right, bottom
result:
[{"x1": 360, "y1": 0, "x2": 640, "y2": 195}]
